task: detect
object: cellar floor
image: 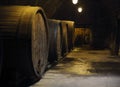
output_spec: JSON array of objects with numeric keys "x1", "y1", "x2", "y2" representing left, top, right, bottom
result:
[{"x1": 31, "y1": 47, "x2": 120, "y2": 87}]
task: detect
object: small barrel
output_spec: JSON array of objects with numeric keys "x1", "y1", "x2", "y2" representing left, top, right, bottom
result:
[
  {"x1": 84, "y1": 28, "x2": 92, "y2": 44},
  {"x1": 60, "y1": 21, "x2": 68, "y2": 56},
  {"x1": 0, "y1": 6, "x2": 48, "y2": 85},
  {"x1": 48, "y1": 19, "x2": 62, "y2": 63},
  {"x1": 74, "y1": 28, "x2": 92, "y2": 47},
  {"x1": 74, "y1": 28, "x2": 84, "y2": 46}
]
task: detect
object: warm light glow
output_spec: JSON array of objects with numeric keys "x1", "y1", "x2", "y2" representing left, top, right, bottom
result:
[
  {"x1": 72, "y1": 0, "x2": 78, "y2": 4},
  {"x1": 78, "y1": 7, "x2": 83, "y2": 13}
]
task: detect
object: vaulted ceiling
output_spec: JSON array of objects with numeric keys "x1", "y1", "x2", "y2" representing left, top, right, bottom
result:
[
  {"x1": 39, "y1": 0, "x2": 120, "y2": 27},
  {"x1": 0, "y1": 0, "x2": 120, "y2": 27}
]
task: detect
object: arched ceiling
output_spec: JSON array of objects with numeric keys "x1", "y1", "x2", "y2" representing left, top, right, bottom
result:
[
  {"x1": 0, "y1": 0, "x2": 120, "y2": 27},
  {"x1": 39, "y1": 0, "x2": 120, "y2": 27}
]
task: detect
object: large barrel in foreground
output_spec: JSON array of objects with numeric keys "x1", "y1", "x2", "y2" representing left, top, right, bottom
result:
[
  {"x1": 0, "y1": 6, "x2": 48, "y2": 86},
  {"x1": 48, "y1": 19, "x2": 62, "y2": 63}
]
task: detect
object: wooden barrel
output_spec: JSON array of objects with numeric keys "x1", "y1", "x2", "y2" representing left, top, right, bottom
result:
[
  {"x1": 62, "y1": 21, "x2": 75, "y2": 52},
  {"x1": 68, "y1": 21, "x2": 75, "y2": 51},
  {"x1": 48, "y1": 19, "x2": 62, "y2": 63},
  {"x1": 0, "y1": 6, "x2": 48, "y2": 85},
  {"x1": 74, "y1": 28, "x2": 84, "y2": 46},
  {"x1": 60, "y1": 21, "x2": 68, "y2": 56},
  {"x1": 74, "y1": 28, "x2": 92, "y2": 47},
  {"x1": 118, "y1": 19, "x2": 120, "y2": 55},
  {"x1": 84, "y1": 28, "x2": 92, "y2": 44}
]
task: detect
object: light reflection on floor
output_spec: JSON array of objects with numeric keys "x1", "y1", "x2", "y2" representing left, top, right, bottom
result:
[{"x1": 31, "y1": 47, "x2": 120, "y2": 87}]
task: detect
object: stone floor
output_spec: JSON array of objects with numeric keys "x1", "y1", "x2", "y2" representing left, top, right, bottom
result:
[{"x1": 31, "y1": 47, "x2": 120, "y2": 87}]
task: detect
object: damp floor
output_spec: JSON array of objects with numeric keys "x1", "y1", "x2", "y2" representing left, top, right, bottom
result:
[{"x1": 31, "y1": 47, "x2": 120, "y2": 87}]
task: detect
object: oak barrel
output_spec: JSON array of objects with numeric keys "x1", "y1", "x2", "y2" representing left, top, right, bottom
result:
[
  {"x1": 60, "y1": 21, "x2": 68, "y2": 56},
  {"x1": 74, "y1": 28, "x2": 92, "y2": 47},
  {"x1": 48, "y1": 19, "x2": 62, "y2": 63},
  {"x1": 0, "y1": 6, "x2": 48, "y2": 85},
  {"x1": 84, "y1": 28, "x2": 92, "y2": 44},
  {"x1": 62, "y1": 21, "x2": 75, "y2": 52},
  {"x1": 74, "y1": 28, "x2": 84, "y2": 46}
]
